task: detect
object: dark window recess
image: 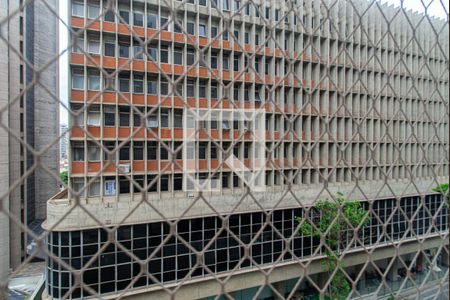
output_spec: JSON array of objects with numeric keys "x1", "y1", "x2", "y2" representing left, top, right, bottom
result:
[
  {"x1": 104, "y1": 43, "x2": 115, "y2": 57},
  {"x1": 104, "y1": 112, "x2": 115, "y2": 126},
  {"x1": 119, "y1": 144, "x2": 130, "y2": 160},
  {"x1": 119, "y1": 10, "x2": 130, "y2": 24}
]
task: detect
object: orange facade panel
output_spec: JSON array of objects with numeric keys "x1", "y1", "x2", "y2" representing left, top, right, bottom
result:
[
  {"x1": 118, "y1": 128, "x2": 131, "y2": 139},
  {"x1": 103, "y1": 127, "x2": 117, "y2": 138},
  {"x1": 87, "y1": 126, "x2": 101, "y2": 138},
  {"x1": 88, "y1": 162, "x2": 101, "y2": 173},
  {"x1": 103, "y1": 92, "x2": 116, "y2": 103},
  {"x1": 71, "y1": 162, "x2": 85, "y2": 174},
  {"x1": 71, "y1": 17, "x2": 84, "y2": 28},
  {"x1": 71, "y1": 127, "x2": 85, "y2": 139},
  {"x1": 132, "y1": 95, "x2": 145, "y2": 105},
  {"x1": 71, "y1": 53, "x2": 84, "y2": 65},
  {"x1": 71, "y1": 90, "x2": 84, "y2": 102},
  {"x1": 133, "y1": 161, "x2": 145, "y2": 171}
]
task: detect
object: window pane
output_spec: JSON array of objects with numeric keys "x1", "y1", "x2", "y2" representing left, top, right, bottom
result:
[
  {"x1": 147, "y1": 14, "x2": 157, "y2": 28},
  {"x1": 72, "y1": 74, "x2": 84, "y2": 89},
  {"x1": 133, "y1": 12, "x2": 144, "y2": 26},
  {"x1": 88, "y1": 76, "x2": 100, "y2": 90},
  {"x1": 104, "y1": 43, "x2": 115, "y2": 57},
  {"x1": 119, "y1": 10, "x2": 129, "y2": 24}
]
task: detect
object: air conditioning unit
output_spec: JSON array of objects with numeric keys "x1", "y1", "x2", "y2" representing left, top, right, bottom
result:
[{"x1": 118, "y1": 164, "x2": 130, "y2": 174}]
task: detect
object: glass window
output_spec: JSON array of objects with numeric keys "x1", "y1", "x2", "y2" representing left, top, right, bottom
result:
[
  {"x1": 104, "y1": 108, "x2": 115, "y2": 126},
  {"x1": 160, "y1": 146, "x2": 169, "y2": 160},
  {"x1": 133, "y1": 45, "x2": 143, "y2": 59},
  {"x1": 72, "y1": 1, "x2": 84, "y2": 17},
  {"x1": 87, "y1": 110, "x2": 101, "y2": 126},
  {"x1": 72, "y1": 73, "x2": 84, "y2": 90},
  {"x1": 211, "y1": 84, "x2": 218, "y2": 99},
  {"x1": 174, "y1": 110, "x2": 183, "y2": 128},
  {"x1": 88, "y1": 40, "x2": 100, "y2": 54},
  {"x1": 147, "y1": 115, "x2": 158, "y2": 128},
  {"x1": 88, "y1": 179, "x2": 101, "y2": 197},
  {"x1": 160, "y1": 46, "x2": 169, "y2": 63},
  {"x1": 119, "y1": 10, "x2": 130, "y2": 24},
  {"x1": 187, "y1": 80, "x2": 195, "y2": 97},
  {"x1": 199, "y1": 24, "x2": 207, "y2": 37},
  {"x1": 133, "y1": 142, "x2": 144, "y2": 160},
  {"x1": 119, "y1": 143, "x2": 130, "y2": 160},
  {"x1": 147, "y1": 142, "x2": 157, "y2": 160},
  {"x1": 187, "y1": 22, "x2": 195, "y2": 35},
  {"x1": 211, "y1": 26, "x2": 218, "y2": 38},
  {"x1": 133, "y1": 77, "x2": 144, "y2": 94},
  {"x1": 73, "y1": 144, "x2": 84, "y2": 161},
  {"x1": 119, "y1": 43, "x2": 130, "y2": 58},
  {"x1": 160, "y1": 80, "x2": 169, "y2": 95},
  {"x1": 147, "y1": 46, "x2": 158, "y2": 61},
  {"x1": 233, "y1": 0, "x2": 240, "y2": 12},
  {"x1": 147, "y1": 79, "x2": 157, "y2": 94},
  {"x1": 223, "y1": 56, "x2": 229, "y2": 70},
  {"x1": 199, "y1": 82, "x2": 206, "y2": 98},
  {"x1": 160, "y1": 109, "x2": 170, "y2": 128},
  {"x1": 72, "y1": 37, "x2": 84, "y2": 53},
  {"x1": 133, "y1": 12, "x2": 144, "y2": 26},
  {"x1": 147, "y1": 14, "x2": 157, "y2": 28},
  {"x1": 104, "y1": 10, "x2": 115, "y2": 22},
  {"x1": 119, "y1": 77, "x2": 130, "y2": 92},
  {"x1": 160, "y1": 17, "x2": 169, "y2": 30},
  {"x1": 211, "y1": 53, "x2": 218, "y2": 69},
  {"x1": 187, "y1": 49, "x2": 195, "y2": 65},
  {"x1": 88, "y1": 4, "x2": 100, "y2": 19},
  {"x1": 88, "y1": 75, "x2": 100, "y2": 90},
  {"x1": 104, "y1": 42, "x2": 115, "y2": 57},
  {"x1": 88, "y1": 143, "x2": 101, "y2": 161},
  {"x1": 119, "y1": 107, "x2": 130, "y2": 126},
  {"x1": 223, "y1": 0, "x2": 230, "y2": 11},
  {"x1": 174, "y1": 47, "x2": 183, "y2": 65},
  {"x1": 199, "y1": 0, "x2": 207, "y2": 6}
]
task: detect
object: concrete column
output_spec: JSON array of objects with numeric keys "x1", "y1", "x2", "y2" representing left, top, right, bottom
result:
[{"x1": 387, "y1": 258, "x2": 399, "y2": 281}]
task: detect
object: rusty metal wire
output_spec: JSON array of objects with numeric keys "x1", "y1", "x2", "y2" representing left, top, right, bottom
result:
[{"x1": 0, "y1": 0, "x2": 449, "y2": 299}]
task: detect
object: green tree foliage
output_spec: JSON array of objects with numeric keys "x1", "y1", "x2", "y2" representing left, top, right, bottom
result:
[
  {"x1": 432, "y1": 183, "x2": 449, "y2": 207},
  {"x1": 60, "y1": 170, "x2": 68, "y2": 185},
  {"x1": 296, "y1": 193, "x2": 369, "y2": 300}
]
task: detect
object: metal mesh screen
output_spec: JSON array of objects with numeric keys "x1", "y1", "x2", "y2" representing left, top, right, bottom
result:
[{"x1": 0, "y1": 0, "x2": 449, "y2": 299}]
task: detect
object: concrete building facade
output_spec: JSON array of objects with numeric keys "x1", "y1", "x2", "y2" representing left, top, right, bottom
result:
[
  {"x1": 0, "y1": 0, "x2": 59, "y2": 290},
  {"x1": 44, "y1": 0, "x2": 448, "y2": 299}
]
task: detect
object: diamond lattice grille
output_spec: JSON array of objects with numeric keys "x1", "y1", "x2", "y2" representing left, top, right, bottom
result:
[{"x1": 0, "y1": 0, "x2": 448, "y2": 299}]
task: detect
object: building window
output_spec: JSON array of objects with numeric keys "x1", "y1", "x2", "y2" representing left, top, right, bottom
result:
[
  {"x1": 72, "y1": 1, "x2": 84, "y2": 17},
  {"x1": 147, "y1": 142, "x2": 157, "y2": 160},
  {"x1": 119, "y1": 76, "x2": 130, "y2": 93},
  {"x1": 187, "y1": 80, "x2": 195, "y2": 97},
  {"x1": 119, "y1": 107, "x2": 130, "y2": 127},
  {"x1": 88, "y1": 74, "x2": 100, "y2": 90},
  {"x1": 186, "y1": 49, "x2": 195, "y2": 66},
  {"x1": 87, "y1": 143, "x2": 101, "y2": 161},
  {"x1": 133, "y1": 75, "x2": 144, "y2": 94},
  {"x1": 88, "y1": 4, "x2": 100, "y2": 19},
  {"x1": 88, "y1": 179, "x2": 101, "y2": 197},
  {"x1": 160, "y1": 17, "x2": 169, "y2": 30},
  {"x1": 119, "y1": 43, "x2": 130, "y2": 58},
  {"x1": 133, "y1": 12, "x2": 144, "y2": 26},
  {"x1": 72, "y1": 37, "x2": 84, "y2": 53},
  {"x1": 174, "y1": 174, "x2": 183, "y2": 191},
  {"x1": 199, "y1": 0, "x2": 207, "y2": 6},
  {"x1": 173, "y1": 47, "x2": 183, "y2": 65},
  {"x1": 174, "y1": 110, "x2": 183, "y2": 128},
  {"x1": 160, "y1": 109, "x2": 170, "y2": 128},
  {"x1": 211, "y1": 26, "x2": 218, "y2": 38},
  {"x1": 147, "y1": 46, "x2": 158, "y2": 61},
  {"x1": 147, "y1": 79, "x2": 157, "y2": 95},
  {"x1": 119, "y1": 10, "x2": 130, "y2": 24},
  {"x1": 199, "y1": 24, "x2": 207, "y2": 37},
  {"x1": 104, "y1": 10, "x2": 115, "y2": 22},
  {"x1": 233, "y1": 0, "x2": 240, "y2": 12},
  {"x1": 72, "y1": 143, "x2": 84, "y2": 161},
  {"x1": 147, "y1": 115, "x2": 158, "y2": 128},
  {"x1": 147, "y1": 14, "x2": 157, "y2": 28},
  {"x1": 223, "y1": 0, "x2": 230, "y2": 11},
  {"x1": 72, "y1": 178, "x2": 85, "y2": 196},
  {"x1": 87, "y1": 107, "x2": 101, "y2": 126},
  {"x1": 187, "y1": 22, "x2": 195, "y2": 35},
  {"x1": 133, "y1": 45, "x2": 143, "y2": 59},
  {"x1": 119, "y1": 143, "x2": 130, "y2": 160},
  {"x1": 160, "y1": 80, "x2": 169, "y2": 95},
  {"x1": 104, "y1": 42, "x2": 115, "y2": 57},
  {"x1": 104, "y1": 107, "x2": 115, "y2": 126},
  {"x1": 72, "y1": 72, "x2": 84, "y2": 90},
  {"x1": 133, "y1": 141, "x2": 144, "y2": 160},
  {"x1": 160, "y1": 45, "x2": 169, "y2": 63}
]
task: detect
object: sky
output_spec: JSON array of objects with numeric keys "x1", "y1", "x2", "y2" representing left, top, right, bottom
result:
[{"x1": 58, "y1": 0, "x2": 448, "y2": 125}]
